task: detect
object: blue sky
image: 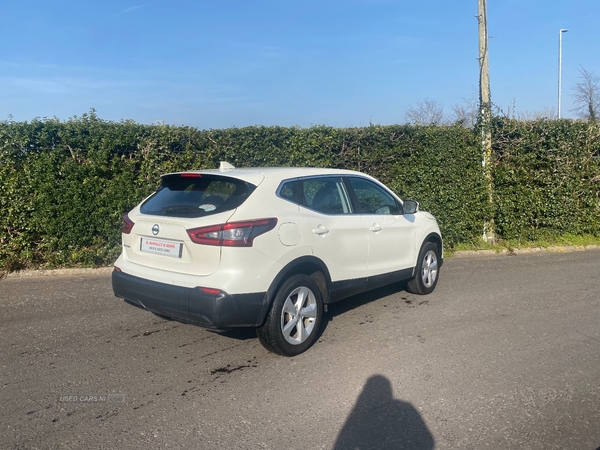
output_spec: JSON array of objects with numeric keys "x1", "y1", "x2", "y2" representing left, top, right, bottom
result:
[{"x1": 1, "y1": 0, "x2": 598, "y2": 129}]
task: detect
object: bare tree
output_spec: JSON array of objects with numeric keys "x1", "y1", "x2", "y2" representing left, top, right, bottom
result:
[
  {"x1": 516, "y1": 106, "x2": 557, "y2": 121},
  {"x1": 571, "y1": 66, "x2": 600, "y2": 122},
  {"x1": 493, "y1": 99, "x2": 557, "y2": 122},
  {"x1": 404, "y1": 99, "x2": 445, "y2": 125},
  {"x1": 451, "y1": 94, "x2": 478, "y2": 127}
]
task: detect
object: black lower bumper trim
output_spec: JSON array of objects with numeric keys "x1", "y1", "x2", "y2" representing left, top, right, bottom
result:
[{"x1": 112, "y1": 270, "x2": 267, "y2": 329}]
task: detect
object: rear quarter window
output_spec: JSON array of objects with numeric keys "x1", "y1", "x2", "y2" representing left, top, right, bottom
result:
[
  {"x1": 140, "y1": 174, "x2": 255, "y2": 217},
  {"x1": 278, "y1": 179, "x2": 298, "y2": 202}
]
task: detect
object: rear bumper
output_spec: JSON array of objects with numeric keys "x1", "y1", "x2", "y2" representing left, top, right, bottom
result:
[{"x1": 112, "y1": 269, "x2": 267, "y2": 329}]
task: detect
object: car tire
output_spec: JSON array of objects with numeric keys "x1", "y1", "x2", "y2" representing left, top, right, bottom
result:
[
  {"x1": 406, "y1": 241, "x2": 440, "y2": 295},
  {"x1": 257, "y1": 274, "x2": 323, "y2": 356}
]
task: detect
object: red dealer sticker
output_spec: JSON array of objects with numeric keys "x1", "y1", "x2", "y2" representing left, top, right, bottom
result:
[{"x1": 140, "y1": 237, "x2": 183, "y2": 258}]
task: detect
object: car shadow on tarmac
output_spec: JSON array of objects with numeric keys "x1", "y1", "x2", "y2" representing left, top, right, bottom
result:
[
  {"x1": 218, "y1": 282, "x2": 411, "y2": 343},
  {"x1": 315, "y1": 281, "x2": 410, "y2": 341},
  {"x1": 326, "y1": 281, "x2": 408, "y2": 319},
  {"x1": 333, "y1": 374, "x2": 434, "y2": 450}
]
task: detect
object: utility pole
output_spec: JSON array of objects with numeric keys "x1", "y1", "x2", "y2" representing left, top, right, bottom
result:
[{"x1": 478, "y1": 0, "x2": 494, "y2": 243}]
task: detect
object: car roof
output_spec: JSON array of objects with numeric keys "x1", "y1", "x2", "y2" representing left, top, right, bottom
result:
[{"x1": 163, "y1": 165, "x2": 367, "y2": 184}]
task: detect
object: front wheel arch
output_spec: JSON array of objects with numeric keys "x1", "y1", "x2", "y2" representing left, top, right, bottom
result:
[{"x1": 406, "y1": 240, "x2": 441, "y2": 295}]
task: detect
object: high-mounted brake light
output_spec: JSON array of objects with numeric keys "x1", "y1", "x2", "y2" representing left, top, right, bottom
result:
[
  {"x1": 121, "y1": 214, "x2": 135, "y2": 234},
  {"x1": 187, "y1": 218, "x2": 277, "y2": 247},
  {"x1": 179, "y1": 173, "x2": 202, "y2": 178}
]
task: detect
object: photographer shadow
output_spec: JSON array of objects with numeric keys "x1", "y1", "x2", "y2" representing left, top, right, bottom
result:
[{"x1": 333, "y1": 374, "x2": 434, "y2": 450}]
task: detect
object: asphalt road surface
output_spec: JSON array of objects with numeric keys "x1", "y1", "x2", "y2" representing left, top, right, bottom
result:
[{"x1": 1, "y1": 251, "x2": 599, "y2": 449}]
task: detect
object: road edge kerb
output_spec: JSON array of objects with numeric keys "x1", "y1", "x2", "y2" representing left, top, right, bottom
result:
[
  {"x1": 450, "y1": 244, "x2": 600, "y2": 258},
  {"x1": 5, "y1": 266, "x2": 114, "y2": 279},
  {"x1": 3, "y1": 245, "x2": 599, "y2": 279}
]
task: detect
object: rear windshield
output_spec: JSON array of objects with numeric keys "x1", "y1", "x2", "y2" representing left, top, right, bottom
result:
[{"x1": 140, "y1": 174, "x2": 256, "y2": 218}]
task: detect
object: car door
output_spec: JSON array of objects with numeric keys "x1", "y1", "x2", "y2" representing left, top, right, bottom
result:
[
  {"x1": 297, "y1": 176, "x2": 369, "y2": 298},
  {"x1": 345, "y1": 176, "x2": 417, "y2": 279}
]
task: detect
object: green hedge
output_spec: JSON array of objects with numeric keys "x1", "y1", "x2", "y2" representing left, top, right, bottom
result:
[
  {"x1": 1, "y1": 111, "x2": 599, "y2": 271},
  {"x1": 492, "y1": 118, "x2": 600, "y2": 241}
]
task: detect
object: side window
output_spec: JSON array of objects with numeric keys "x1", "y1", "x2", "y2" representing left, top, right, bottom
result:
[
  {"x1": 278, "y1": 180, "x2": 297, "y2": 202},
  {"x1": 302, "y1": 177, "x2": 351, "y2": 215},
  {"x1": 347, "y1": 177, "x2": 400, "y2": 215}
]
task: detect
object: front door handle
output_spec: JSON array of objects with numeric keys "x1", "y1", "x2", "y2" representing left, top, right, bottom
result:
[{"x1": 369, "y1": 224, "x2": 382, "y2": 232}]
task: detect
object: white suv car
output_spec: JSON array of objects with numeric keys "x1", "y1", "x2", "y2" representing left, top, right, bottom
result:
[{"x1": 112, "y1": 163, "x2": 442, "y2": 356}]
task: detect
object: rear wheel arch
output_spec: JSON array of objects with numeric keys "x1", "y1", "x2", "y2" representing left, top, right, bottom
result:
[
  {"x1": 259, "y1": 256, "x2": 331, "y2": 325},
  {"x1": 257, "y1": 273, "x2": 324, "y2": 356}
]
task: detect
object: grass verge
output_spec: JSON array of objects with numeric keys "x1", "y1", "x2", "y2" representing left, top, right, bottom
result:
[{"x1": 446, "y1": 234, "x2": 600, "y2": 256}]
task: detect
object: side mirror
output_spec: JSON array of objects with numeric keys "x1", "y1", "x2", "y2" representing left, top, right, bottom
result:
[{"x1": 403, "y1": 200, "x2": 419, "y2": 215}]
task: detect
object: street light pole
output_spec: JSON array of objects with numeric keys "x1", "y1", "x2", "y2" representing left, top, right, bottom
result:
[{"x1": 558, "y1": 28, "x2": 569, "y2": 118}]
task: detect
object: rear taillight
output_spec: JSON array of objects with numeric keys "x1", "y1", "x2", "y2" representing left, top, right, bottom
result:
[
  {"x1": 187, "y1": 218, "x2": 277, "y2": 247},
  {"x1": 121, "y1": 214, "x2": 135, "y2": 234}
]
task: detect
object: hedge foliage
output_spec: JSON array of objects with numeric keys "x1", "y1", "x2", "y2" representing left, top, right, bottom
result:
[
  {"x1": 1, "y1": 111, "x2": 599, "y2": 271},
  {"x1": 492, "y1": 118, "x2": 600, "y2": 241}
]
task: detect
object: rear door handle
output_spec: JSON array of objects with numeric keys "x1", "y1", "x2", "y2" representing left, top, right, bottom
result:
[
  {"x1": 312, "y1": 225, "x2": 330, "y2": 236},
  {"x1": 369, "y1": 224, "x2": 382, "y2": 232}
]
